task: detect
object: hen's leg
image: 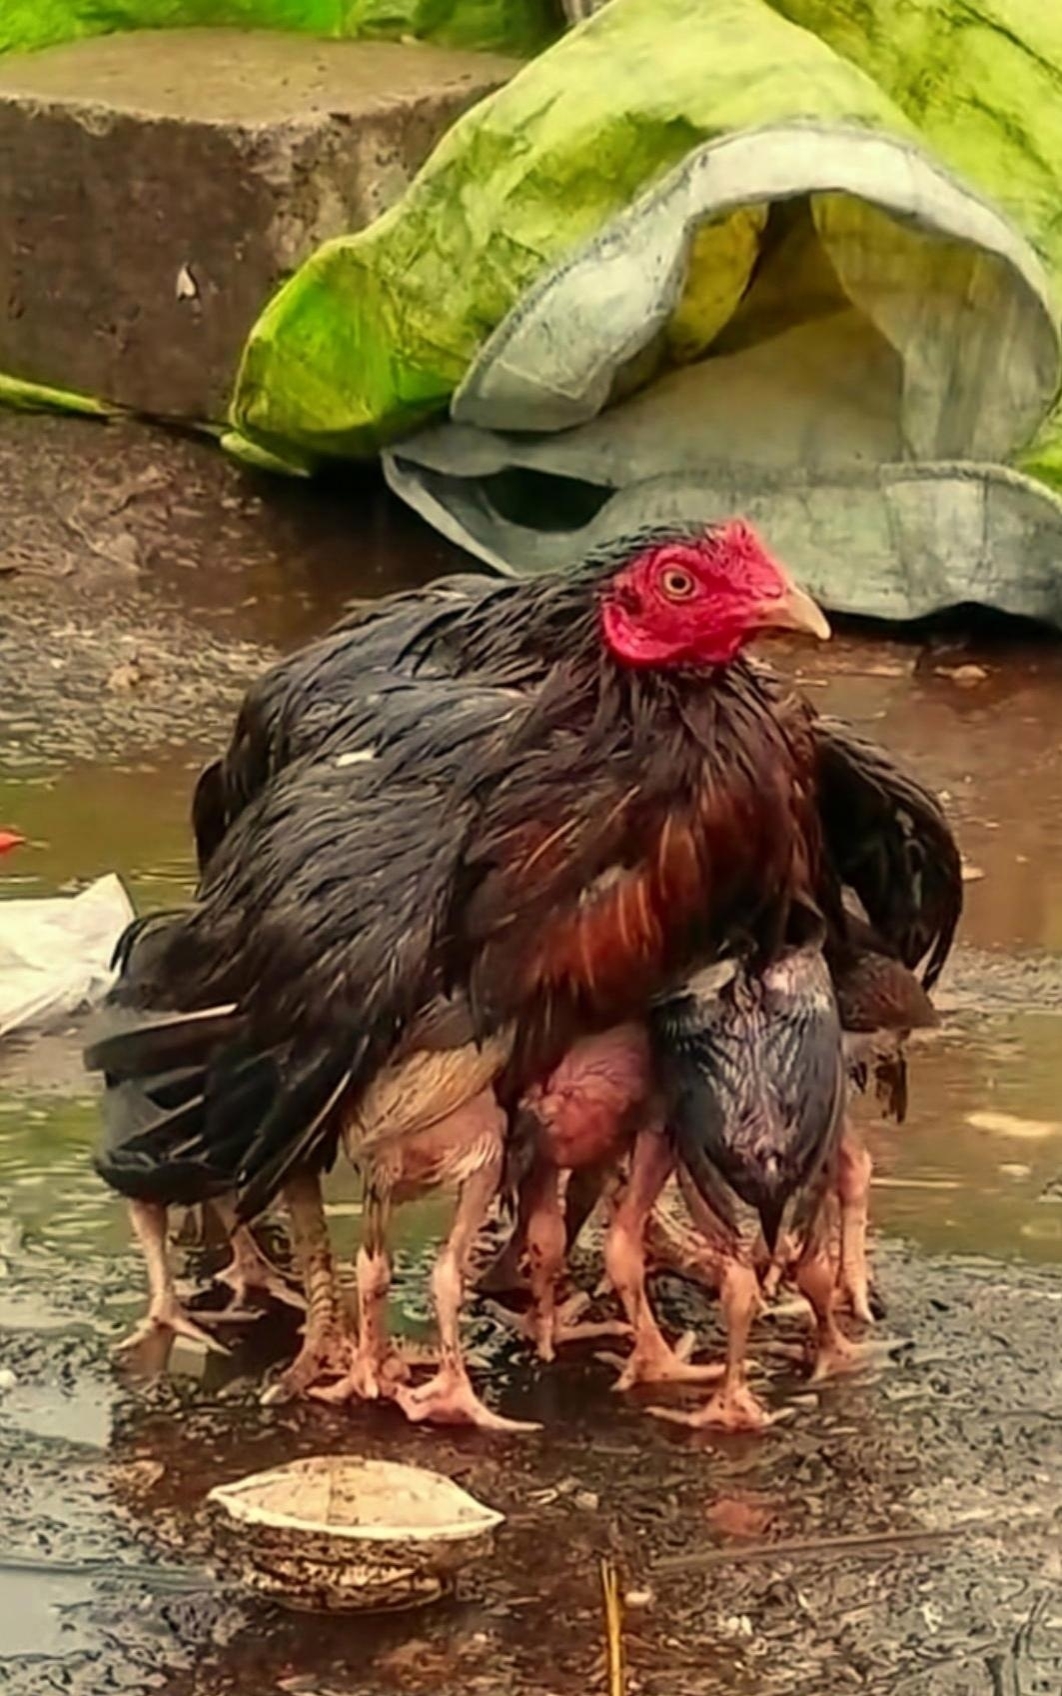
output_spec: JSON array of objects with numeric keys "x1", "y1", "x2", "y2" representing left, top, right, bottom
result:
[
  {"x1": 836, "y1": 1131, "x2": 875, "y2": 1324},
  {"x1": 606, "y1": 1130, "x2": 722, "y2": 1390},
  {"x1": 262, "y1": 1172, "x2": 349, "y2": 1402},
  {"x1": 643, "y1": 1164, "x2": 740, "y2": 1294},
  {"x1": 492, "y1": 1161, "x2": 629, "y2": 1359},
  {"x1": 115, "y1": 1200, "x2": 229, "y2": 1355},
  {"x1": 397, "y1": 1105, "x2": 540, "y2": 1432},
  {"x1": 565, "y1": 1162, "x2": 611, "y2": 1252}
]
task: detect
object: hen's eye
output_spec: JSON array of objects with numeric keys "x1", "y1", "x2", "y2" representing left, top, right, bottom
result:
[{"x1": 660, "y1": 567, "x2": 696, "y2": 601}]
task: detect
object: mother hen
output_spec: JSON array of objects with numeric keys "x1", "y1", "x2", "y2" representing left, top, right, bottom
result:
[{"x1": 87, "y1": 523, "x2": 830, "y2": 1424}]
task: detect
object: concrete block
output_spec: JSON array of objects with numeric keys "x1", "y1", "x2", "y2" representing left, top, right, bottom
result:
[{"x1": 0, "y1": 31, "x2": 516, "y2": 420}]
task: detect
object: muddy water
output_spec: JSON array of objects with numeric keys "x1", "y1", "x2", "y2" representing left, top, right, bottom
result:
[{"x1": 3, "y1": 508, "x2": 1062, "y2": 1695}]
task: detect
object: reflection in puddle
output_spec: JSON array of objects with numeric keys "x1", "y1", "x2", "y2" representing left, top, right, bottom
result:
[{"x1": 0, "y1": 1571, "x2": 96, "y2": 1661}]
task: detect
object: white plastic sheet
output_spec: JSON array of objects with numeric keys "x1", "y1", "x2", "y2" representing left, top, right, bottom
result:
[{"x1": 0, "y1": 874, "x2": 135, "y2": 1039}]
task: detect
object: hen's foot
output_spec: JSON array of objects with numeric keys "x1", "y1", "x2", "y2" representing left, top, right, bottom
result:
[
  {"x1": 114, "y1": 1298, "x2": 230, "y2": 1357},
  {"x1": 261, "y1": 1327, "x2": 351, "y2": 1404},
  {"x1": 649, "y1": 1380, "x2": 785, "y2": 1434},
  {"x1": 609, "y1": 1330, "x2": 725, "y2": 1393},
  {"x1": 394, "y1": 1365, "x2": 540, "y2": 1432},
  {"x1": 836, "y1": 1276, "x2": 886, "y2": 1324}
]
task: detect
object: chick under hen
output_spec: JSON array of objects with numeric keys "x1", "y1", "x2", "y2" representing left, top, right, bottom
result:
[{"x1": 646, "y1": 943, "x2": 847, "y2": 1431}]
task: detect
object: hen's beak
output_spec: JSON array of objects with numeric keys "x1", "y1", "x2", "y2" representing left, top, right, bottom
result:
[{"x1": 765, "y1": 580, "x2": 831, "y2": 641}]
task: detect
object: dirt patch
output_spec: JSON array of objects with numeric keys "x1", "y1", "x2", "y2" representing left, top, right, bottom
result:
[{"x1": 0, "y1": 412, "x2": 461, "y2": 769}]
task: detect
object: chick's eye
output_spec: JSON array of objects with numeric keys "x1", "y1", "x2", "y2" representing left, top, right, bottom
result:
[{"x1": 660, "y1": 566, "x2": 696, "y2": 601}]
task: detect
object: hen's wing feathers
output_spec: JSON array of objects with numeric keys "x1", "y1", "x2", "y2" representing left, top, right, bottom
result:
[
  {"x1": 91, "y1": 678, "x2": 529, "y2": 1218},
  {"x1": 813, "y1": 716, "x2": 961, "y2": 989},
  {"x1": 193, "y1": 576, "x2": 504, "y2": 873},
  {"x1": 450, "y1": 664, "x2": 818, "y2": 1073}
]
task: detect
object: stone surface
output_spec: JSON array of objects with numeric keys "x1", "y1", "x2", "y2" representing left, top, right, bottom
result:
[{"x1": 0, "y1": 30, "x2": 516, "y2": 419}]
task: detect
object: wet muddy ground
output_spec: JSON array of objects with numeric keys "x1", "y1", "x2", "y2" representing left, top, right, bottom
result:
[{"x1": 2, "y1": 414, "x2": 1062, "y2": 1696}]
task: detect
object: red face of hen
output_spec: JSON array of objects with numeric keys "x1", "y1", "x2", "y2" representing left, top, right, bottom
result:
[{"x1": 599, "y1": 521, "x2": 830, "y2": 668}]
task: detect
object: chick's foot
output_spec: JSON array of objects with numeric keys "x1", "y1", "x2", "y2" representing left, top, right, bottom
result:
[
  {"x1": 115, "y1": 1296, "x2": 231, "y2": 1358},
  {"x1": 394, "y1": 1363, "x2": 541, "y2": 1432}
]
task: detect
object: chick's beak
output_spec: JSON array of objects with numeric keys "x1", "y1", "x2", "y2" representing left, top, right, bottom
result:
[{"x1": 763, "y1": 579, "x2": 831, "y2": 641}]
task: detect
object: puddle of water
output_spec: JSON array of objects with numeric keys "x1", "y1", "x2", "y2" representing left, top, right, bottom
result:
[
  {"x1": 3, "y1": 631, "x2": 1062, "y2": 1274},
  {"x1": 0, "y1": 1379, "x2": 112, "y2": 1448},
  {"x1": 0, "y1": 751, "x2": 200, "y2": 910},
  {"x1": 0, "y1": 1571, "x2": 96, "y2": 1661}
]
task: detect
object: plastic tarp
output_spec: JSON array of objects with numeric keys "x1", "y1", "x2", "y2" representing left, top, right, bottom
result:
[
  {"x1": 229, "y1": 0, "x2": 1062, "y2": 626},
  {"x1": 0, "y1": 875, "x2": 135, "y2": 1039},
  {"x1": 0, "y1": 1, "x2": 555, "y2": 60}
]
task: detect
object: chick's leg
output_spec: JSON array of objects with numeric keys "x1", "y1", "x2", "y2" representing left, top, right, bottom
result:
[
  {"x1": 208, "y1": 1197, "x2": 307, "y2": 1316},
  {"x1": 836, "y1": 1129, "x2": 875, "y2": 1324},
  {"x1": 263, "y1": 1172, "x2": 349, "y2": 1402},
  {"x1": 493, "y1": 1160, "x2": 629, "y2": 1360},
  {"x1": 115, "y1": 1200, "x2": 229, "y2": 1355},
  {"x1": 797, "y1": 1229, "x2": 857, "y2": 1380},
  {"x1": 606, "y1": 1129, "x2": 722, "y2": 1391},
  {"x1": 396, "y1": 1097, "x2": 540, "y2": 1432},
  {"x1": 311, "y1": 1189, "x2": 409, "y2": 1404},
  {"x1": 650, "y1": 1260, "x2": 776, "y2": 1432},
  {"x1": 475, "y1": 1171, "x2": 534, "y2": 1296},
  {"x1": 478, "y1": 1158, "x2": 612, "y2": 1307}
]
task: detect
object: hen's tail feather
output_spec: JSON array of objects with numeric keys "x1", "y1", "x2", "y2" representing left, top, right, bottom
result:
[
  {"x1": 682, "y1": 1130, "x2": 783, "y2": 1254},
  {"x1": 109, "y1": 909, "x2": 190, "y2": 976},
  {"x1": 84, "y1": 1005, "x2": 244, "y2": 1080},
  {"x1": 232, "y1": 1048, "x2": 359, "y2": 1224},
  {"x1": 672, "y1": 1129, "x2": 741, "y2": 1242},
  {"x1": 192, "y1": 758, "x2": 229, "y2": 875},
  {"x1": 756, "y1": 1194, "x2": 786, "y2": 1258},
  {"x1": 93, "y1": 1070, "x2": 252, "y2": 1204},
  {"x1": 816, "y1": 716, "x2": 962, "y2": 990}
]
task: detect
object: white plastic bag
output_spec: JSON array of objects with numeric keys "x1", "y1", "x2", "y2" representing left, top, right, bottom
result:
[{"x1": 0, "y1": 874, "x2": 135, "y2": 1038}]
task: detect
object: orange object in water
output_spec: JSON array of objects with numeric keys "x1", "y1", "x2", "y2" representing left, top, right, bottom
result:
[{"x1": 0, "y1": 831, "x2": 23, "y2": 856}]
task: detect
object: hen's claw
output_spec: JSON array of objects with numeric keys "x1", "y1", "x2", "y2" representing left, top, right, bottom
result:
[
  {"x1": 488, "y1": 1290, "x2": 631, "y2": 1361},
  {"x1": 308, "y1": 1345, "x2": 412, "y2": 1405},
  {"x1": 809, "y1": 1333, "x2": 898, "y2": 1383},
  {"x1": 610, "y1": 1330, "x2": 726, "y2": 1392}
]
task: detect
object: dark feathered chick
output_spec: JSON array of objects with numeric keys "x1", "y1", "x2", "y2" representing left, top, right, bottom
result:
[
  {"x1": 636, "y1": 945, "x2": 844, "y2": 1430},
  {"x1": 653, "y1": 946, "x2": 846, "y2": 1261}
]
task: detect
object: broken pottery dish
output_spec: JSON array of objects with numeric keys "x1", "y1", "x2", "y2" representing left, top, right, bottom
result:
[{"x1": 207, "y1": 1456, "x2": 504, "y2": 1612}]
